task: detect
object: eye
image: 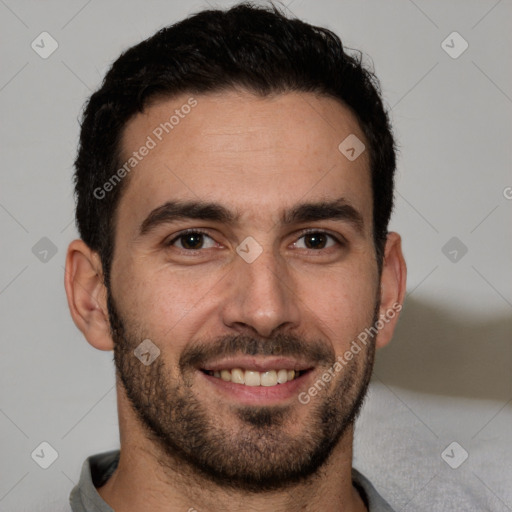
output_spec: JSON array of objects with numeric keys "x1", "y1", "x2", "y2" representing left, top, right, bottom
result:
[
  {"x1": 293, "y1": 231, "x2": 342, "y2": 250},
  {"x1": 167, "y1": 230, "x2": 217, "y2": 251}
]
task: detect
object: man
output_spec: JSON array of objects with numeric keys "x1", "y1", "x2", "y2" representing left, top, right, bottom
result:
[{"x1": 64, "y1": 2, "x2": 406, "y2": 511}]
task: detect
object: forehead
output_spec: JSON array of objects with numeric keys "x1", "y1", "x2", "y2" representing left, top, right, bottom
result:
[{"x1": 117, "y1": 90, "x2": 371, "y2": 234}]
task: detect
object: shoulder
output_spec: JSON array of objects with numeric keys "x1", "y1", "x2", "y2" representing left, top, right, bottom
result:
[{"x1": 352, "y1": 468, "x2": 396, "y2": 512}]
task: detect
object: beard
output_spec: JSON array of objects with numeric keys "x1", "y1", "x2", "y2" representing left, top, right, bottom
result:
[{"x1": 107, "y1": 290, "x2": 379, "y2": 492}]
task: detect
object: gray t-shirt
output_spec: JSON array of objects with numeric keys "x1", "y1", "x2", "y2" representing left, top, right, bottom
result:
[{"x1": 69, "y1": 450, "x2": 395, "y2": 511}]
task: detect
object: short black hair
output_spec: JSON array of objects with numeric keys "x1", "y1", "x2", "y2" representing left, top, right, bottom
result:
[{"x1": 74, "y1": 1, "x2": 396, "y2": 285}]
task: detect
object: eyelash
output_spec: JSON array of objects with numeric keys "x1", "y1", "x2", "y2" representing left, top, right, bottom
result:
[{"x1": 166, "y1": 228, "x2": 345, "y2": 252}]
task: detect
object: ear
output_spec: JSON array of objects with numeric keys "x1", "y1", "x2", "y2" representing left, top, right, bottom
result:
[
  {"x1": 64, "y1": 239, "x2": 114, "y2": 351},
  {"x1": 375, "y1": 232, "x2": 407, "y2": 349}
]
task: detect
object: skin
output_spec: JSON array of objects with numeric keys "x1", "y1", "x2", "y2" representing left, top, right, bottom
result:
[{"x1": 65, "y1": 89, "x2": 406, "y2": 512}]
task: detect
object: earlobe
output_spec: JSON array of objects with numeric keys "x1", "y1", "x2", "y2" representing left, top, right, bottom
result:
[
  {"x1": 375, "y1": 232, "x2": 407, "y2": 349},
  {"x1": 64, "y1": 239, "x2": 114, "y2": 351}
]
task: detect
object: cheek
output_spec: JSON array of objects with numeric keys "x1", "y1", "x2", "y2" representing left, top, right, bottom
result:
[
  {"x1": 117, "y1": 261, "x2": 220, "y2": 341},
  {"x1": 298, "y1": 264, "x2": 378, "y2": 347}
]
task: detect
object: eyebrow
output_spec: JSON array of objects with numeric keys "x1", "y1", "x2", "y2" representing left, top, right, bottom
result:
[{"x1": 139, "y1": 197, "x2": 365, "y2": 236}]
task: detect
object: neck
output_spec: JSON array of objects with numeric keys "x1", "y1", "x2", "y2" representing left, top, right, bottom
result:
[{"x1": 97, "y1": 380, "x2": 367, "y2": 512}]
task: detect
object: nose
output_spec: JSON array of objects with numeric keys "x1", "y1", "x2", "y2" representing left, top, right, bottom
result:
[{"x1": 220, "y1": 244, "x2": 301, "y2": 338}]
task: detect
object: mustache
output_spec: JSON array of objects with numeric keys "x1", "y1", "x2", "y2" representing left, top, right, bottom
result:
[{"x1": 179, "y1": 333, "x2": 335, "y2": 370}]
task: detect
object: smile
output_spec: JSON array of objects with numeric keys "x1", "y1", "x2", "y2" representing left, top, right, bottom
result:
[{"x1": 202, "y1": 368, "x2": 305, "y2": 387}]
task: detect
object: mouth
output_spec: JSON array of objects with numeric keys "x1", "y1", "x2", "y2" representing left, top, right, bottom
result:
[
  {"x1": 198, "y1": 357, "x2": 314, "y2": 404},
  {"x1": 201, "y1": 368, "x2": 307, "y2": 387}
]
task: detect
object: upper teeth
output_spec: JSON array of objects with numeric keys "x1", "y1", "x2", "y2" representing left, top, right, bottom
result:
[{"x1": 209, "y1": 368, "x2": 297, "y2": 386}]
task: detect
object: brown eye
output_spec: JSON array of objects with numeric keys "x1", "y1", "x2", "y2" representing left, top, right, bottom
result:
[
  {"x1": 294, "y1": 231, "x2": 340, "y2": 250},
  {"x1": 168, "y1": 230, "x2": 216, "y2": 250},
  {"x1": 304, "y1": 233, "x2": 328, "y2": 249}
]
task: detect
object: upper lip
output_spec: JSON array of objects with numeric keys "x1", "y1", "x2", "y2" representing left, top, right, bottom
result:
[{"x1": 200, "y1": 356, "x2": 314, "y2": 373}]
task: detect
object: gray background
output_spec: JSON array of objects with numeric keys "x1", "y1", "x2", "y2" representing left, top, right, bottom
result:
[{"x1": 1, "y1": 0, "x2": 511, "y2": 510}]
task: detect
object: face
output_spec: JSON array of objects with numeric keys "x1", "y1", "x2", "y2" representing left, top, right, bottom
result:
[{"x1": 108, "y1": 90, "x2": 380, "y2": 490}]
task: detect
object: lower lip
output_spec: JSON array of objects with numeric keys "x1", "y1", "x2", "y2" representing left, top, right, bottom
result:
[{"x1": 198, "y1": 370, "x2": 313, "y2": 405}]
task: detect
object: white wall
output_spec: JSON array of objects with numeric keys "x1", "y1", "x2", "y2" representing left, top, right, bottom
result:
[{"x1": 1, "y1": 1, "x2": 510, "y2": 510}]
